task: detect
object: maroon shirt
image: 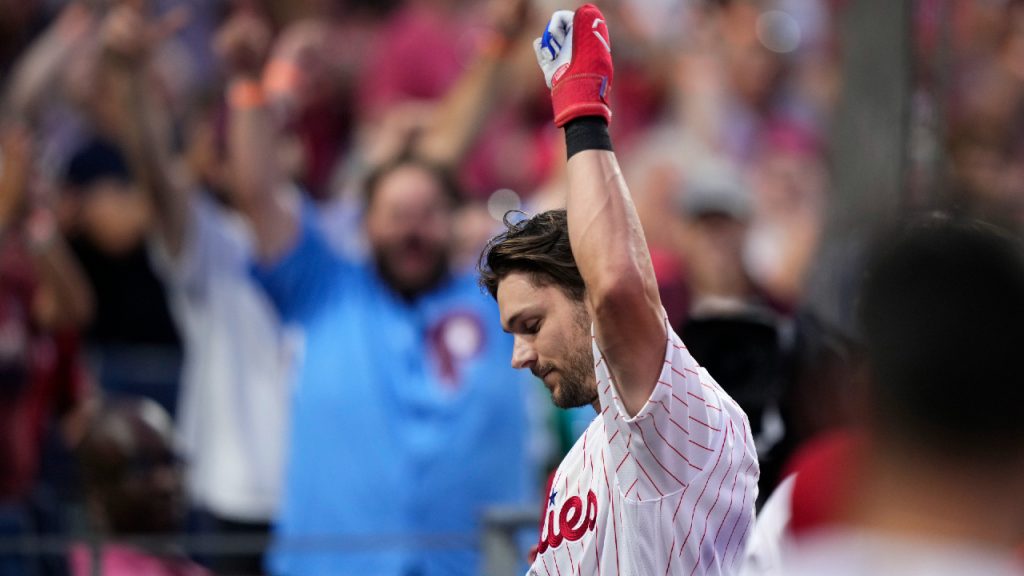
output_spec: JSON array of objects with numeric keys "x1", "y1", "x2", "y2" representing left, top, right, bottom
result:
[{"x1": 0, "y1": 238, "x2": 86, "y2": 501}]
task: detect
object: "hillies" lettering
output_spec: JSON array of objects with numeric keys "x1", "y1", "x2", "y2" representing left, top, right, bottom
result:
[{"x1": 537, "y1": 490, "x2": 599, "y2": 554}]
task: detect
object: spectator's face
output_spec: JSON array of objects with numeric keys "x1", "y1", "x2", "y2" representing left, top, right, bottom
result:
[
  {"x1": 92, "y1": 414, "x2": 184, "y2": 535},
  {"x1": 365, "y1": 165, "x2": 453, "y2": 297},
  {"x1": 682, "y1": 214, "x2": 751, "y2": 299},
  {"x1": 76, "y1": 179, "x2": 151, "y2": 255},
  {"x1": 497, "y1": 272, "x2": 597, "y2": 409}
]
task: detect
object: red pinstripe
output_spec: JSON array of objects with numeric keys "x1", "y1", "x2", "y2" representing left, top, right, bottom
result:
[
  {"x1": 669, "y1": 417, "x2": 691, "y2": 436},
  {"x1": 689, "y1": 439, "x2": 714, "y2": 452},
  {"x1": 674, "y1": 416, "x2": 729, "y2": 532},
  {"x1": 582, "y1": 430, "x2": 589, "y2": 472},
  {"x1": 624, "y1": 477, "x2": 639, "y2": 498},
  {"x1": 616, "y1": 451, "x2": 629, "y2": 473},
  {"x1": 651, "y1": 417, "x2": 702, "y2": 472},
  {"x1": 689, "y1": 415, "x2": 721, "y2": 432},
  {"x1": 715, "y1": 455, "x2": 755, "y2": 565},
  {"x1": 541, "y1": 554, "x2": 553, "y2": 576},
  {"x1": 688, "y1": 424, "x2": 736, "y2": 575},
  {"x1": 670, "y1": 366, "x2": 689, "y2": 380},
  {"x1": 723, "y1": 421, "x2": 755, "y2": 565},
  {"x1": 634, "y1": 456, "x2": 665, "y2": 496},
  {"x1": 600, "y1": 449, "x2": 621, "y2": 574},
  {"x1": 663, "y1": 534, "x2": 678, "y2": 576},
  {"x1": 636, "y1": 424, "x2": 683, "y2": 489}
]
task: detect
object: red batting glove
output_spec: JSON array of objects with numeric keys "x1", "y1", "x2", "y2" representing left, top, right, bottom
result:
[{"x1": 533, "y1": 4, "x2": 613, "y2": 127}]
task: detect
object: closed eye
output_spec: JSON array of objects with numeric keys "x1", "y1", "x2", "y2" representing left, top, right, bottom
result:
[{"x1": 524, "y1": 319, "x2": 541, "y2": 335}]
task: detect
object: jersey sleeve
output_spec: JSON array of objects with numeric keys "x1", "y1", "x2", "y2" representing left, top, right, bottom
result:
[
  {"x1": 251, "y1": 201, "x2": 351, "y2": 326},
  {"x1": 594, "y1": 315, "x2": 751, "y2": 501}
]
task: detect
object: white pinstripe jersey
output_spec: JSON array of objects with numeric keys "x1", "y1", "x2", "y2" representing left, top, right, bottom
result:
[{"x1": 528, "y1": 320, "x2": 759, "y2": 576}]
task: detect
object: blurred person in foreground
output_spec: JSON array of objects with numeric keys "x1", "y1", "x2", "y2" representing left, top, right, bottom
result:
[
  {"x1": 72, "y1": 397, "x2": 208, "y2": 576},
  {"x1": 753, "y1": 216, "x2": 1024, "y2": 575},
  {"x1": 479, "y1": 5, "x2": 758, "y2": 574},
  {"x1": 219, "y1": 2, "x2": 538, "y2": 574},
  {"x1": 97, "y1": 4, "x2": 295, "y2": 573}
]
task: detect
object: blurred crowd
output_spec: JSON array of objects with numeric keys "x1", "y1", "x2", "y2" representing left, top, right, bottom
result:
[{"x1": 1, "y1": 0, "x2": 1024, "y2": 575}]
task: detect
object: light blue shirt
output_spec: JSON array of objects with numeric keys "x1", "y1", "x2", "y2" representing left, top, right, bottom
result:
[{"x1": 256, "y1": 211, "x2": 531, "y2": 576}]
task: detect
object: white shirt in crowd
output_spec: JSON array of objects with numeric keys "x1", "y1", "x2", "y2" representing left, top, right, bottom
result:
[
  {"x1": 529, "y1": 318, "x2": 759, "y2": 576},
  {"x1": 779, "y1": 529, "x2": 1022, "y2": 576},
  {"x1": 150, "y1": 196, "x2": 294, "y2": 522}
]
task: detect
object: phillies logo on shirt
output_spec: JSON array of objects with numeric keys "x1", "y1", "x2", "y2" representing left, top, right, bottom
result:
[
  {"x1": 428, "y1": 311, "x2": 485, "y2": 389},
  {"x1": 537, "y1": 489, "x2": 599, "y2": 554}
]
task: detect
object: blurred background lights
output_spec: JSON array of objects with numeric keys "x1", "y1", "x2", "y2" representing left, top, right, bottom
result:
[
  {"x1": 757, "y1": 10, "x2": 802, "y2": 54},
  {"x1": 487, "y1": 188, "x2": 522, "y2": 221}
]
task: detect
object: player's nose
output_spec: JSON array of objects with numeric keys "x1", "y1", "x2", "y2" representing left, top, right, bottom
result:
[{"x1": 511, "y1": 336, "x2": 537, "y2": 370}]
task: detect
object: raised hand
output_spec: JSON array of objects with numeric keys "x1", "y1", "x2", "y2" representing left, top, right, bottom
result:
[
  {"x1": 487, "y1": 0, "x2": 533, "y2": 43},
  {"x1": 100, "y1": 2, "x2": 189, "y2": 69},
  {"x1": 533, "y1": 4, "x2": 613, "y2": 126},
  {"x1": 214, "y1": 10, "x2": 273, "y2": 80}
]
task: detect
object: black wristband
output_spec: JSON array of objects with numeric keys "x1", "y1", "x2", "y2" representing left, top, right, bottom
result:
[{"x1": 564, "y1": 117, "x2": 613, "y2": 159}]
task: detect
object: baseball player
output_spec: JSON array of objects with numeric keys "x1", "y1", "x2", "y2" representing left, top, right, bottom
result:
[{"x1": 479, "y1": 5, "x2": 759, "y2": 575}]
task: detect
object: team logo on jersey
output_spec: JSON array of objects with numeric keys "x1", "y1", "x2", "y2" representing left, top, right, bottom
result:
[
  {"x1": 537, "y1": 489, "x2": 598, "y2": 554},
  {"x1": 428, "y1": 311, "x2": 485, "y2": 389}
]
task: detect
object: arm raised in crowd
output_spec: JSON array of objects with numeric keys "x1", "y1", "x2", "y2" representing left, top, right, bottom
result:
[
  {"x1": 413, "y1": 0, "x2": 534, "y2": 166},
  {"x1": 99, "y1": 4, "x2": 191, "y2": 258},
  {"x1": 0, "y1": 125, "x2": 93, "y2": 329},
  {"x1": 537, "y1": 7, "x2": 665, "y2": 417},
  {"x1": 217, "y1": 12, "x2": 299, "y2": 263},
  {"x1": 2, "y1": 3, "x2": 95, "y2": 123}
]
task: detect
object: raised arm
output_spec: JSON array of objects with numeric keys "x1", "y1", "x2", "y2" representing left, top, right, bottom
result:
[
  {"x1": 2, "y1": 3, "x2": 95, "y2": 124},
  {"x1": 0, "y1": 125, "x2": 93, "y2": 330},
  {"x1": 536, "y1": 6, "x2": 665, "y2": 417},
  {"x1": 413, "y1": 0, "x2": 534, "y2": 166},
  {"x1": 99, "y1": 4, "x2": 190, "y2": 258},
  {"x1": 217, "y1": 11, "x2": 299, "y2": 263}
]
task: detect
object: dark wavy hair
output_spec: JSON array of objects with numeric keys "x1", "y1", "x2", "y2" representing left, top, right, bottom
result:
[
  {"x1": 858, "y1": 214, "x2": 1024, "y2": 460},
  {"x1": 478, "y1": 210, "x2": 585, "y2": 301}
]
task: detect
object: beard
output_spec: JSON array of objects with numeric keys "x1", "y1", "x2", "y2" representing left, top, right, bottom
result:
[
  {"x1": 538, "y1": 304, "x2": 598, "y2": 409},
  {"x1": 373, "y1": 238, "x2": 449, "y2": 300}
]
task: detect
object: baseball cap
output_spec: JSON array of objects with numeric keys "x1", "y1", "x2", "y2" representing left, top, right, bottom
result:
[
  {"x1": 64, "y1": 138, "x2": 132, "y2": 190},
  {"x1": 677, "y1": 159, "x2": 751, "y2": 221}
]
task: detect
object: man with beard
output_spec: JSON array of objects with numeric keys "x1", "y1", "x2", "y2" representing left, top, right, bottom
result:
[
  {"x1": 221, "y1": 13, "x2": 533, "y2": 576},
  {"x1": 479, "y1": 5, "x2": 758, "y2": 574},
  {"x1": 248, "y1": 154, "x2": 531, "y2": 576}
]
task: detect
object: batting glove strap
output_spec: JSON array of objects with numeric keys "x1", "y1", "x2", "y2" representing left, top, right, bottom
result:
[{"x1": 552, "y1": 73, "x2": 612, "y2": 128}]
